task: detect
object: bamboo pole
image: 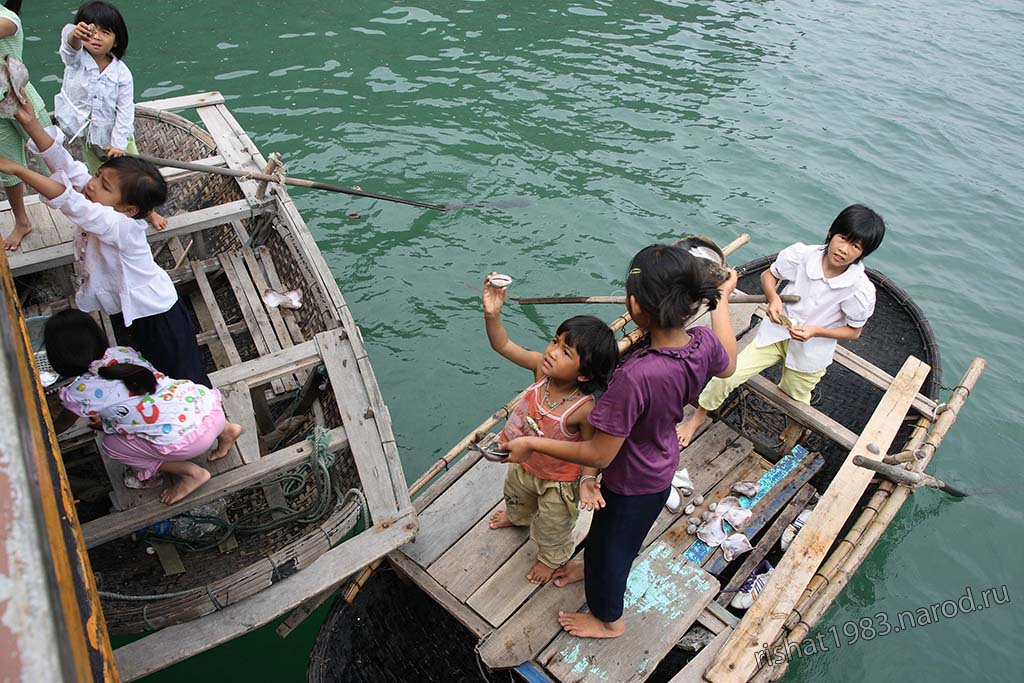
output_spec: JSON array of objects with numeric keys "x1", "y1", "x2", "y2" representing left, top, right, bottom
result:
[
  {"x1": 126, "y1": 152, "x2": 449, "y2": 212},
  {"x1": 511, "y1": 293, "x2": 798, "y2": 306},
  {"x1": 852, "y1": 455, "x2": 966, "y2": 496},
  {"x1": 753, "y1": 358, "x2": 985, "y2": 681},
  {"x1": 609, "y1": 233, "x2": 751, "y2": 333}
]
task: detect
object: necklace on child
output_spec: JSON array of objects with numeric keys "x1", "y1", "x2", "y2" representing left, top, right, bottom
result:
[{"x1": 542, "y1": 380, "x2": 580, "y2": 410}]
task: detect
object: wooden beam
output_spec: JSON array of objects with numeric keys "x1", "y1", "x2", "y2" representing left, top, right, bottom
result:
[
  {"x1": 114, "y1": 516, "x2": 415, "y2": 682},
  {"x1": 834, "y1": 345, "x2": 937, "y2": 417},
  {"x1": 387, "y1": 551, "x2": 492, "y2": 638},
  {"x1": 207, "y1": 338, "x2": 321, "y2": 387},
  {"x1": 704, "y1": 356, "x2": 930, "y2": 683},
  {"x1": 744, "y1": 374, "x2": 859, "y2": 450},
  {"x1": 82, "y1": 427, "x2": 348, "y2": 548},
  {"x1": 9, "y1": 199, "x2": 262, "y2": 276},
  {"x1": 138, "y1": 91, "x2": 225, "y2": 112}
]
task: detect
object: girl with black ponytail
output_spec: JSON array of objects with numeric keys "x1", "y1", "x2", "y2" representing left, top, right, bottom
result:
[
  {"x1": 44, "y1": 310, "x2": 243, "y2": 505},
  {"x1": 502, "y1": 243, "x2": 738, "y2": 639}
]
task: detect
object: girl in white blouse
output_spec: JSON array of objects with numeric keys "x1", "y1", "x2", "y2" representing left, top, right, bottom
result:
[
  {"x1": 676, "y1": 205, "x2": 886, "y2": 449},
  {"x1": 55, "y1": 1, "x2": 165, "y2": 228},
  {"x1": 1, "y1": 92, "x2": 210, "y2": 389}
]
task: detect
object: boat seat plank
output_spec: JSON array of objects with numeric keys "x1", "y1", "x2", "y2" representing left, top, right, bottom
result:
[
  {"x1": 715, "y1": 483, "x2": 816, "y2": 607},
  {"x1": 478, "y1": 456, "x2": 762, "y2": 671},
  {"x1": 400, "y1": 455, "x2": 507, "y2": 568},
  {"x1": 705, "y1": 356, "x2": 930, "y2": 683},
  {"x1": 152, "y1": 541, "x2": 186, "y2": 576},
  {"x1": 428, "y1": 501, "x2": 529, "y2": 601},
  {"x1": 538, "y1": 551, "x2": 718, "y2": 683},
  {"x1": 138, "y1": 91, "x2": 225, "y2": 112},
  {"x1": 8, "y1": 199, "x2": 263, "y2": 276},
  {"x1": 207, "y1": 338, "x2": 321, "y2": 388},
  {"x1": 82, "y1": 427, "x2": 348, "y2": 549},
  {"x1": 468, "y1": 509, "x2": 593, "y2": 627},
  {"x1": 241, "y1": 247, "x2": 295, "y2": 353},
  {"x1": 27, "y1": 201, "x2": 63, "y2": 248},
  {"x1": 213, "y1": 381, "x2": 261, "y2": 470},
  {"x1": 161, "y1": 155, "x2": 226, "y2": 183},
  {"x1": 315, "y1": 329, "x2": 401, "y2": 524},
  {"x1": 744, "y1": 374, "x2": 859, "y2": 450},
  {"x1": 834, "y1": 344, "x2": 937, "y2": 417}
]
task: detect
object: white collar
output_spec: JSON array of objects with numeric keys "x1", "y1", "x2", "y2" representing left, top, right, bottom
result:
[{"x1": 805, "y1": 245, "x2": 864, "y2": 289}]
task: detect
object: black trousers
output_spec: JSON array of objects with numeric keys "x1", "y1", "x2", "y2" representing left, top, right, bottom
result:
[
  {"x1": 583, "y1": 485, "x2": 671, "y2": 622},
  {"x1": 126, "y1": 297, "x2": 211, "y2": 388}
]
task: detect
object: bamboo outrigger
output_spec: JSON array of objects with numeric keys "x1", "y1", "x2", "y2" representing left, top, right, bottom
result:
[
  {"x1": 310, "y1": 236, "x2": 984, "y2": 683},
  {"x1": 2, "y1": 92, "x2": 416, "y2": 681}
]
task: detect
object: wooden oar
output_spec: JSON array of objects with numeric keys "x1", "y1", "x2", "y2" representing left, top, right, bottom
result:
[
  {"x1": 106, "y1": 150, "x2": 449, "y2": 212},
  {"x1": 510, "y1": 293, "x2": 800, "y2": 305}
]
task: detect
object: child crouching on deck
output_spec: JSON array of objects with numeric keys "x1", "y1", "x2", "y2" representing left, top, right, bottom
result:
[
  {"x1": 0, "y1": 90, "x2": 209, "y2": 387},
  {"x1": 44, "y1": 310, "x2": 242, "y2": 505},
  {"x1": 676, "y1": 205, "x2": 885, "y2": 449},
  {"x1": 483, "y1": 273, "x2": 618, "y2": 584}
]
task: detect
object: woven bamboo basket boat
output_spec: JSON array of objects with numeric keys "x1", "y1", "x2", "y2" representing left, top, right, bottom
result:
[
  {"x1": 307, "y1": 241, "x2": 984, "y2": 683},
  {"x1": 4, "y1": 92, "x2": 416, "y2": 681}
]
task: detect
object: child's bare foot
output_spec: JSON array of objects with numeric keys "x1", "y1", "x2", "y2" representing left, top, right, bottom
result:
[
  {"x1": 489, "y1": 508, "x2": 515, "y2": 529},
  {"x1": 147, "y1": 210, "x2": 168, "y2": 231},
  {"x1": 159, "y1": 466, "x2": 211, "y2": 504},
  {"x1": 527, "y1": 560, "x2": 556, "y2": 584},
  {"x1": 2, "y1": 221, "x2": 32, "y2": 250},
  {"x1": 676, "y1": 417, "x2": 701, "y2": 448},
  {"x1": 557, "y1": 611, "x2": 625, "y2": 639},
  {"x1": 551, "y1": 559, "x2": 584, "y2": 587},
  {"x1": 209, "y1": 422, "x2": 243, "y2": 461}
]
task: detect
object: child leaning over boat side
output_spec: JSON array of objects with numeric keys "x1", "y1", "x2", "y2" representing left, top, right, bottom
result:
[
  {"x1": 0, "y1": 92, "x2": 210, "y2": 387},
  {"x1": 483, "y1": 273, "x2": 618, "y2": 585},
  {"x1": 44, "y1": 310, "x2": 243, "y2": 505},
  {"x1": 55, "y1": 1, "x2": 166, "y2": 229},
  {"x1": 503, "y1": 245, "x2": 738, "y2": 639},
  {"x1": 675, "y1": 205, "x2": 886, "y2": 449}
]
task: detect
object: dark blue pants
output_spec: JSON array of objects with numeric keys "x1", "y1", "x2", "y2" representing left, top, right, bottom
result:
[
  {"x1": 583, "y1": 485, "x2": 671, "y2": 622},
  {"x1": 128, "y1": 297, "x2": 211, "y2": 388}
]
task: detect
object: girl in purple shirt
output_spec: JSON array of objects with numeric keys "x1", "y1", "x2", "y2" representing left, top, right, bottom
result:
[{"x1": 504, "y1": 243, "x2": 738, "y2": 639}]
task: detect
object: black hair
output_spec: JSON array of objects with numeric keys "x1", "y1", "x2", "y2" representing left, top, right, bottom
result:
[
  {"x1": 5, "y1": 1, "x2": 22, "y2": 16},
  {"x1": 826, "y1": 204, "x2": 885, "y2": 262},
  {"x1": 100, "y1": 156, "x2": 167, "y2": 218},
  {"x1": 43, "y1": 309, "x2": 157, "y2": 393},
  {"x1": 74, "y1": 1, "x2": 129, "y2": 60},
  {"x1": 44, "y1": 309, "x2": 108, "y2": 377},
  {"x1": 555, "y1": 315, "x2": 618, "y2": 394},
  {"x1": 625, "y1": 244, "x2": 722, "y2": 330}
]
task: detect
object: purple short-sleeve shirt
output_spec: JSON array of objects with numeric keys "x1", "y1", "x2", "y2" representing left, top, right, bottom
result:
[{"x1": 588, "y1": 326, "x2": 731, "y2": 495}]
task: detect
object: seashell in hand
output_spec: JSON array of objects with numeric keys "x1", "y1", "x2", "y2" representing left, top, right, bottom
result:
[
  {"x1": 488, "y1": 273, "x2": 513, "y2": 289},
  {"x1": 262, "y1": 288, "x2": 303, "y2": 310}
]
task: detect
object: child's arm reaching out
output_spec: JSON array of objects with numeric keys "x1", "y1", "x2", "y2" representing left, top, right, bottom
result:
[
  {"x1": 709, "y1": 268, "x2": 739, "y2": 378},
  {"x1": 482, "y1": 273, "x2": 543, "y2": 374},
  {"x1": 13, "y1": 94, "x2": 93, "y2": 190},
  {"x1": 504, "y1": 430, "x2": 625, "y2": 470},
  {"x1": 572, "y1": 417, "x2": 605, "y2": 511}
]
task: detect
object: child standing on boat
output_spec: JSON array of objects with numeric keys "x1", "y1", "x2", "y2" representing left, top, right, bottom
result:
[
  {"x1": 0, "y1": 92, "x2": 210, "y2": 387},
  {"x1": 675, "y1": 205, "x2": 885, "y2": 449},
  {"x1": 503, "y1": 245, "x2": 738, "y2": 638},
  {"x1": 0, "y1": 0, "x2": 60, "y2": 250},
  {"x1": 55, "y1": 1, "x2": 165, "y2": 228},
  {"x1": 483, "y1": 274, "x2": 618, "y2": 584},
  {"x1": 44, "y1": 310, "x2": 242, "y2": 504}
]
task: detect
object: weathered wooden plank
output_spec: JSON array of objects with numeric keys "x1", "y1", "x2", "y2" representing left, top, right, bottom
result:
[
  {"x1": 705, "y1": 356, "x2": 930, "y2": 683},
  {"x1": 160, "y1": 155, "x2": 225, "y2": 183},
  {"x1": 468, "y1": 509, "x2": 593, "y2": 627},
  {"x1": 26, "y1": 202, "x2": 63, "y2": 248},
  {"x1": 217, "y1": 381, "x2": 261, "y2": 467},
  {"x1": 197, "y1": 105, "x2": 263, "y2": 201},
  {"x1": 413, "y1": 450, "x2": 483, "y2": 513},
  {"x1": 241, "y1": 248, "x2": 294, "y2": 351},
  {"x1": 744, "y1": 373, "x2": 859, "y2": 450},
  {"x1": 0, "y1": 202, "x2": 47, "y2": 253},
  {"x1": 387, "y1": 551, "x2": 492, "y2": 639},
  {"x1": 207, "y1": 338, "x2": 320, "y2": 388},
  {"x1": 152, "y1": 541, "x2": 185, "y2": 576},
  {"x1": 190, "y1": 260, "x2": 242, "y2": 365},
  {"x1": 138, "y1": 91, "x2": 225, "y2": 112},
  {"x1": 668, "y1": 627, "x2": 733, "y2": 683},
  {"x1": 114, "y1": 517, "x2": 414, "y2": 682},
  {"x1": 9, "y1": 199, "x2": 262, "y2": 276},
  {"x1": 83, "y1": 427, "x2": 348, "y2": 548},
  {"x1": 401, "y1": 456, "x2": 507, "y2": 568},
  {"x1": 257, "y1": 246, "x2": 305, "y2": 344},
  {"x1": 428, "y1": 502, "x2": 529, "y2": 601},
  {"x1": 539, "y1": 547, "x2": 718, "y2": 683},
  {"x1": 315, "y1": 329, "x2": 400, "y2": 523},
  {"x1": 716, "y1": 484, "x2": 816, "y2": 607},
  {"x1": 834, "y1": 344, "x2": 937, "y2": 417}
]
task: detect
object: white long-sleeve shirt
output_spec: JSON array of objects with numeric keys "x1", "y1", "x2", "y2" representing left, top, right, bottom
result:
[
  {"x1": 54, "y1": 23, "x2": 135, "y2": 150},
  {"x1": 28, "y1": 127, "x2": 177, "y2": 325},
  {"x1": 753, "y1": 242, "x2": 876, "y2": 373}
]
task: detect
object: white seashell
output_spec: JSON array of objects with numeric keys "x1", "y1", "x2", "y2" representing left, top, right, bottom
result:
[
  {"x1": 686, "y1": 524, "x2": 697, "y2": 535},
  {"x1": 697, "y1": 516, "x2": 728, "y2": 547},
  {"x1": 732, "y1": 481, "x2": 760, "y2": 498},
  {"x1": 708, "y1": 502, "x2": 717, "y2": 512},
  {"x1": 665, "y1": 487, "x2": 682, "y2": 513},
  {"x1": 701, "y1": 510, "x2": 712, "y2": 522},
  {"x1": 722, "y1": 533, "x2": 753, "y2": 561},
  {"x1": 488, "y1": 273, "x2": 513, "y2": 288},
  {"x1": 693, "y1": 494, "x2": 704, "y2": 505},
  {"x1": 683, "y1": 503, "x2": 696, "y2": 515},
  {"x1": 689, "y1": 517, "x2": 700, "y2": 526},
  {"x1": 262, "y1": 288, "x2": 303, "y2": 310}
]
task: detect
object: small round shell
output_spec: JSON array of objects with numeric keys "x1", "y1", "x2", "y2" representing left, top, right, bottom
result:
[
  {"x1": 687, "y1": 524, "x2": 697, "y2": 535},
  {"x1": 708, "y1": 502, "x2": 717, "y2": 512},
  {"x1": 689, "y1": 517, "x2": 700, "y2": 526},
  {"x1": 488, "y1": 273, "x2": 513, "y2": 288},
  {"x1": 683, "y1": 503, "x2": 696, "y2": 515},
  {"x1": 694, "y1": 495, "x2": 704, "y2": 505}
]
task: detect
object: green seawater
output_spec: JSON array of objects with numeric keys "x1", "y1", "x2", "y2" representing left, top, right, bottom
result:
[{"x1": 21, "y1": 0, "x2": 1023, "y2": 680}]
